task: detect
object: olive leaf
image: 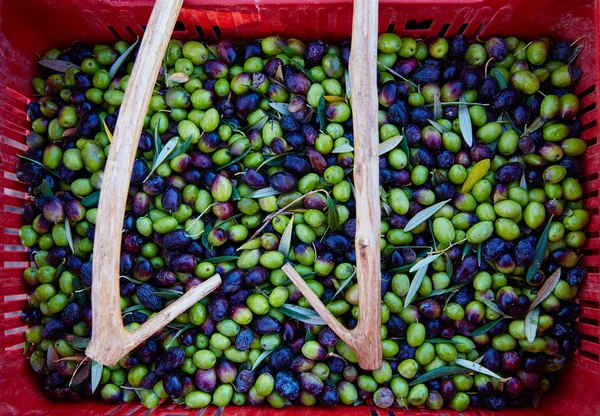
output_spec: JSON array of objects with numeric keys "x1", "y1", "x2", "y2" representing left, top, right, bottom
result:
[
  {"x1": 71, "y1": 276, "x2": 89, "y2": 306},
  {"x1": 168, "y1": 72, "x2": 190, "y2": 84},
  {"x1": 46, "y1": 345, "x2": 59, "y2": 371},
  {"x1": 318, "y1": 95, "x2": 327, "y2": 132},
  {"x1": 417, "y1": 283, "x2": 467, "y2": 300},
  {"x1": 403, "y1": 199, "x2": 451, "y2": 232},
  {"x1": 378, "y1": 135, "x2": 404, "y2": 156},
  {"x1": 38, "y1": 59, "x2": 79, "y2": 72},
  {"x1": 567, "y1": 44, "x2": 585, "y2": 65},
  {"x1": 326, "y1": 194, "x2": 340, "y2": 231},
  {"x1": 327, "y1": 267, "x2": 356, "y2": 304},
  {"x1": 345, "y1": 70, "x2": 352, "y2": 100},
  {"x1": 324, "y1": 95, "x2": 346, "y2": 103},
  {"x1": 166, "y1": 134, "x2": 194, "y2": 161},
  {"x1": 90, "y1": 360, "x2": 103, "y2": 393},
  {"x1": 458, "y1": 95, "x2": 473, "y2": 147},
  {"x1": 461, "y1": 242, "x2": 473, "y2": 260},
  {"x1": 65, "y1": 335, "x2": 90, "y2": 349},
  {"x1": 444, "y1": 253, "x2": 453, "y2": 278},
  {"x1": 218, "y1": 146, "x2": 252, "y2": 170},
  {"x1": 525, "y1": 307, "x2": 540, "y2": 343},
  {"x1": 471, "y1": 317, "x2": 506, "y2": 336},
  {"x1": 145, "y1": 136, "x2": 179, "y2": 182},
  {"x1": 64, "y1": 218, "x2": 75, "y2": 254},
  {"x1": 23, "y1": 341, "x2": 31, "y2": 355},
  {"x1": 166, "y1": 323, "x2": 193, "y2": 348},
  {"x1": 69, "y1": 359, "x2": 91, "y2": 387},
  {"x1": 477, "y1": 243, "x2": 483, "y2": 267},
  {"x1": 520, "y1": 174, "x2": 528, "y2": 191},
  {"x1": 275, "y1": 65, "x2": 284, "y2": 82},
  {"x1": 332, "y1": 144, "x2": 354, "y2": 154},
  {"x1": 491, "y1": 68, "x2": 508, "y2": 90},
  {"x1": 257, "y1": 154, "x2": 287, "y2": 171},
  {"x1": 454, "y1": 358, "x2": 510, "y2": 382},
  {"x1": 289, "y1": 58, "x2": 316, "y2": 83},
  {"x1": 279, "y1": 304, "x2": 326, "y2": 325},
  {"x1": 18, "y1": 155, "x2": 61, "y2": 179},
  {"x1": 102, "y1": 118, "x2": 113, "y2": 143},
  {"x1": 269, "y1": 102, "x2": 291, "y2": 115},
  {"x1": 109, "y1": 37, "x2": 139, "y2": 79},
  {"x1": 522, "y1": 115, "x2": 545, "y2": 137},
  {"x1": 152, "y1": 123, "x2": 162, "y2": 167},
  {"x1": 433, "y1": 93, "x2": 442, "y2": 120},
  {"x1": 278, "y1": 214, "x2": 295, "y2": 257},
  {"x1": 377, "y1": 62, "x2": 418, "y2": 89},
  {"x1": 81, "y1": 191, "x2": 100, "y2": 207},
  {"x1": 205, "y1": 256, "x2": 239, "y2": 264},
  {"x1": 251, "y1": 349, "x2": 275, "y2": 371},
  {"x1": 38, "y1": 179, "x2": 54, "y2": 197},
  {"x1": 529, "y1": 267, "x2": 562, "y2": 310},
  {"x1": 461, "y1": 159, "x2": 490, "y2": 193},
  {"x1": 409, "y1": 253, "x2": 442, "y2": 274},
  {"x1": 428, "y1": 119, "x2": 450, "y2": 133},
  {"x1": 247, "y1": 187, "x2": 281, "y2": 198},
  {"x1": 408, "y1": 366, "x2": 470, "y2": 386},
  {"x1": 525, "y1": 216, "x2": 554, "y2": 283},
  {"x1": 404, "y1": 264, "x2": 429, "y2": 308},
  {"x1": 481, "y1": 298, "x2": 510, "y2": 317},
  {"x1": 425, "y1": 338, "x2": 459, "y2": 344},
  {"x1": 236, "y1": 239, "x2": 262, "y2": 251},
  {"x1": 152, "y1": 289, "x2": 183, "y2": 299},
  {"x1": 121, "y1": 303, "x2": 147, "y2": 314}
]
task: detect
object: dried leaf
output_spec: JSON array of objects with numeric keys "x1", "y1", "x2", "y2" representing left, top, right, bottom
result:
[
  {"x1": 525, "y1": 216, "x2": 554, "y2": 283},
  {"x1": 251, "y1": 349, "x2": 274, "y2": 371},
  {"x1": 275, "y1": 65, "x2": 284, "y2": 82},
  {"x1": 90, "y1": 360, "x2": 103, "y2": 393},
  {"x1": 278, "y1": 214, "x2": 295, "y2": 257},
  {"x1": 525, "y1": 307, "x2": 540, "y2": 342},
  {"x1": 326, "y1": 194, "x2": 340, "y2": 231},
  {"x1": 38, "y1": 59, "x2": 79, "y2": 72},
  {"x1": 404, "y1": 199, "x2": 451, "y2": 232},
  {"x1": 169, "y1": 72, "x2": 190, "y2": 83},
  {"x1": 378, "y1": 135, "x2": 404, "y2": 156},
  {"x1": 46, "y1": 345, "x2": 59, "y2": 371},
  {"x1": 454, "y1": 358, "x2": 510, "y2": 381},
  {"x1": 324, "y1": 95, "x2": 346, "y2": 103},
  {"x1": 491, "y1": 68, "x2": 508, "y2": 90},
  {"x1": 62, "y1": 127, "x2": 79, "y2": 138},
  {"x1": 102, "y1": 118, "x2": 113, "y2": 143},
  {"x1": 145, "y1": 136, "x2": 181, "y2": 181},
  {"x1": 461, "y1": 159, "x2": 491, "y2": 193},
  {"x1": 318, "y1": 95, "x2": 326, "y2": 132},
  {"x1": 269, "y1": 102, "x2": 291, "y2": 115},
  {"x1": 247, "y1": 187, "x2": 281, "y2": 198},
  {"x1": 408, "y1": 366, "x2": 470, "y2": 386},
  {"x1": 109, "y1": 37, "x2": 139, "y2": 79},
  {"x1": 530, "y1": 267, "x2": 562, "y2": 310},
  {"x1": 471, "y1": 317, "x2": 506, "y2": 336},
  {"x1": 567, "y1": 44, "x2": 585, "y2": 65},
  {"x1": 405, "y1": 265, "x2": 429, "y2": 308},
  {"x1": 69, "y1": 360, "x2": 90, "y2": 387},
  {"x1": 433, "y1": 93, "x2": 442, "y2": 120},
  {"x1": 64, "y1": 219, "x2": 74, "y2": 254},
  {"x1": 428, "y1": 119, "x2": 450, "y2": 133},
  {"x1": 279, "y1": 304, "x2": 326, "y2": 325},
  {"x1": 459, "y1": 96, "x2": 473, "y2": 147},
  {"x1": 332, "y1": 144, "x2": 354, "y2": 154}
]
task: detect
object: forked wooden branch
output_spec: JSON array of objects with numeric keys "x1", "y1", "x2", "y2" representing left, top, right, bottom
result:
[
  {"x1": 283, "y1": 0, "x2": 382, "y2": 370},
  {"x1": 86, "y1": 0, "x2": 221, "y2": 367}
]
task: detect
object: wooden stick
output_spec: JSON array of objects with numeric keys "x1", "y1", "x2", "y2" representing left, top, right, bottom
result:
[
  {"x1": 86, "y1": 0, "x2": 221, "y2": 367},
  {"x1": 283, "y1": 0, "x2": 382, "y2": 370}
]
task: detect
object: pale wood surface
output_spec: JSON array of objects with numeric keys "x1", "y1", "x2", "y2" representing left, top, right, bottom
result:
[
  {"x1": 283, "y1": 0, "x2": 382, "y2": 370},
  {"x1": 86, "y1": 0, "x2": 221, "y2": 366}
]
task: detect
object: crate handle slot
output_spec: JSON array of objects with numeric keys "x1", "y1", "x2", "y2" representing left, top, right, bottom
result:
[
  {"x1": 85, "y1": 0, "x2": 221, "y2": 367},
  {"x1": 283, "y1": 0, "x2": 382, "y2": 370}
]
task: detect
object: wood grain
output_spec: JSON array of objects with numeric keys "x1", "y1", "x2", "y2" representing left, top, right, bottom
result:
[
  {"x1": 86, "y1": 0, "x2": 221, "y2": 367},
  {"x1": 283, "y1": 0, "x2": 382, "y2": 370}
]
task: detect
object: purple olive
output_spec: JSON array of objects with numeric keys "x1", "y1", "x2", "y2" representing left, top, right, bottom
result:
[
  {"x1": 42, "y1": 197, "x2": 65, "y2": 223},
  {"x1": 195, "y1": 368, "x2": 218, "y2": 392},
  {"x1": 285, "y1": 74, "x2": 310, "y2": 95}
]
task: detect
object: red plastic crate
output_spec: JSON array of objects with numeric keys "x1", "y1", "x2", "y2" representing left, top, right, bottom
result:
[{"x1": 1, "y1": 0, "x2": 599, "y2": 414}]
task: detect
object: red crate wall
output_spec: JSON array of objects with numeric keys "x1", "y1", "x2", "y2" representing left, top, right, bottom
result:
[{"x1": 0, "y1": 0, "x2": 598, "y2": 414}]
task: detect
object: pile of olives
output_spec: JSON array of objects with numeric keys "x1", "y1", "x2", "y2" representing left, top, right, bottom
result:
[{"x1": 17, "y1": 32, "x2": 588, "y2": 411}]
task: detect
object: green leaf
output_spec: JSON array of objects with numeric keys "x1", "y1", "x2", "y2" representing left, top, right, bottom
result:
[
  {"x1": 217, "y1": 146, "x2": 253, "y2": 171},
  {"x1": 491, "y1": 68, "x2": 508, "y2": 90},
  {"x1": 205, "y1": 256, "x2": 239, "y2": 264},
  {"x1": 471, "y1": 317, "x2": 506, "y2": 336},
  {"x1": 275, "y1": 41, "x2": 301, "y2": 57},
  {"x1": 326, "y1": 195, "x2": 340, "y2": 231},
  {"x1": 378, "y1": 135, "x2": 404, "y2": 156},
  {"x1": 279, "y1": 304, "x2": 326, "y2": 325},
  {"x1": 318, "y1": 95, "x2": 326, "y2": 132},
  {"x1": 327, "y1": 267, "x2": 356, "y2": 304},
  {"x1": 522, "y1": 115, "x2": 545, "y2": 137},
  {"x1": 269, "y1": 102, "x2": 291, "y2": 115},
  {"x1": 146, "y1": 136, "x2": 179, "y2": 181},
  {"x1": 409, "y1": 253, "x2": 442, "y2": 273},
  {"x1": 332, "y1": 144, "x2": 354, "y2": 154},
  {"x1": 525, "y1": 307, "x2": 540, "y2": 343},
  {"x1": 67, "y1": 335, "x2": 90, "y2": 349},
  {"x1": 17, "y1": 155, "x2": 61, "y2": 179},
  {"x1": 428, "y1": 119, "x2": 450, "y2": 133},
  {"x1": 520, "y1": 174, "x2": 528, "y2": 191},
  {"x1": 433, "y1": 93, "x2": 442, "y2": 120},
  {"x1": 458, "y1": 95, "x2": 473, "y2": 147},
  {"x1": 525, "y1": 216, "x2": 554, "y2": 283},
  {"x1": 236, "y1": 239, "x2": 262, "y2": 251},
  {"x1": 404, "y1": 199, "x2": 451, "y2": 232},
  {"x1": 71, "y1": 276, "x2": 89, "y2": 306},
  {"x1": 405, "y1": 265, "x2": 428, "y2": 308},
  {"x1": 247, "y1": 187, "x2": 281, "y2": 198},
  {"x1": 445, "y1": 253, "x2": 453, "y2": 278},
  {"x1": 152, "y1": 123, "x2": 162, "y2": 167},
  {"x1": 23, "y1": 341, "x2": 31, "y2": 355},
  {"x1": 454, "y1": 358, "x2": 510, "y2": 381},
  {"x1": 109, "y1": 37, "x2": 139, "y2": 79},
  {"x1": 461, "y1": 242, "x2": 473, "y2": 260},
  {"x1": 417, "y1": 283, "x2": 467, "y2": 300},
  {"x1": 39, "y1": 179, "x2": 53, "y2": 197},
  {"x1": 166, "y1": 323, "x2": 193, "y2": 348},
  {"x1": 64, "y1": 219, "x2": 74, "y2": 254},
  {"x1": 529, "y1": 267, "x2": 562, "y2": 310},
  {"x1": 90, "y1": 360, "x2": 103, "y2": 393},
  {"x1": 425, "y1": 338, "x2": 459, "y2": 344},
  {"x1": 166, "y1": 135, "x2": 194, "y2": 161},
  {"x1": 122, "y1": 303, "x2": 147, "y2": 314},
  {"x1": 278, "y1": 214, "x2": 295, "y2": 257},
  {"x1": 289, "y1": 59, "x2": 316, "y2": 83},
  {"x1": 201, "y1": 223, "x2": 215, "y2": 256},
  {"x1": 81, "y1": 191, "x2": 100, "y2": 207},
  {"x1": 38, "y1": 59, "x2": 79, "y2": 72},
  {"x1": 409, "y1": 366, "x2": 470, "y2": 386},
  {"x1": 477, "y1": 243, "x2": 482, "y2": 267},
  {"x1": 251, "y1": 349, "x2": 274, "y2": 371},
  {"x1": 152, "y1": 290, "x2": 183, "y2": 300}
]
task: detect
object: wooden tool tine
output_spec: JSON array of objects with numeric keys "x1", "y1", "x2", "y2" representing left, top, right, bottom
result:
[
  {"x1": 283, "y1": 0, "x2": 382, "y2": 370},
  {"x1": 86, "y1": 0, "x2": 221, "y2": 367}
]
